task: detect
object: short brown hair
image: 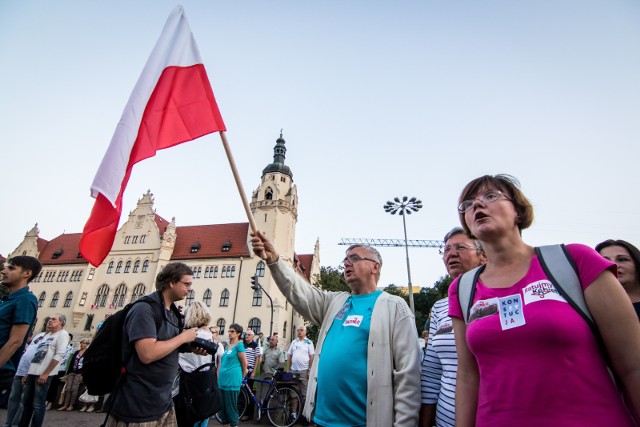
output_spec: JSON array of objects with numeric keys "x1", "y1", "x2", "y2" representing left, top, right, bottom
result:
[
  {"x1": 458, "y1": 174, "x2": 534, "y2": 237},
  {"x1": 155, "y1": 262, "x2": 193, "y2": 291}
]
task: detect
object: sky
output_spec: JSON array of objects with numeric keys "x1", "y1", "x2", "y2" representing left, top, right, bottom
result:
[{"x1": 1, "y1": 1, "x2": 639, "y2": 290}]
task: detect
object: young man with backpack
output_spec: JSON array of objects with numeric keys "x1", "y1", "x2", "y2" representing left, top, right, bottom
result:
[{"x1": 104, "y1": 262, "x2": 200, "y2": 427}]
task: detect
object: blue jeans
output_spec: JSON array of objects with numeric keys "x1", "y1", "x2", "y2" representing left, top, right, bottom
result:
[
  {"x1": 18, "y1": 375, "x2": 52, "y2": 427},
  {"x1": 3, "y1": 376, "x2": 24, "y2": 427}
]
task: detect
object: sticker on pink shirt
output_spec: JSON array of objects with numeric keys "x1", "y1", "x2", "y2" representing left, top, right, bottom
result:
[
  {"x1": 522, "y1": 280, "x2": 567, "y2": 305},
  {"x1": 498, "y1": 294, "x2": 525, "y2": 330}
]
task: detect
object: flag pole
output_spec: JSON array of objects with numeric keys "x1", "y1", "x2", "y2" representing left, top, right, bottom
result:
[{"x1": 218, "y1": 131, "x2": 258, "y2": 233}]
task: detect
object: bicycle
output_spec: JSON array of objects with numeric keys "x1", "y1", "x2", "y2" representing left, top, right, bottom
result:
[{"x1": 213, "y1": 370, "x2": 302, "y2": 427}]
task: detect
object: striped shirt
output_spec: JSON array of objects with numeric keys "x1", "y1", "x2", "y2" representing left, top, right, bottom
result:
[
  {"x1": 244, "y1": 341, "x2": 260, "y2": 371},
  {"x1": 421, "y1": 297, "x2": 457, "y2": 427}
]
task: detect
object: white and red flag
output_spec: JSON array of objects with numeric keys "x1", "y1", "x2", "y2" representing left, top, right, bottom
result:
[{"x1": 80, "y1": 6, "x2": 225, "y2": 266}]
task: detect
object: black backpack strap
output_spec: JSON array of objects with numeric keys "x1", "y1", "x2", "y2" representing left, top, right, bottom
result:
[{"x1": 458, "y1": 265, "x2": 485, "y2": 324}]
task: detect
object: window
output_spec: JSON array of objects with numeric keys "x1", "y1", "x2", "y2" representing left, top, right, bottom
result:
[
  {"x1": 95, "y1": 284, "x2": 109, "y2": 308},
  {"x1": 50, "y1": 291, "x2": 59, "y2": 308},
  {"x1": 140, "y1": 235, "x2": 146, "y2": 243},
  {"x1": 252, "y1": 289, "x2": 262, "y2": 306},
  {"x1": 221, "y1": 266, "x2": 227, "y2": 278},
  {"x1": 52, "y1": 249, "x2": 64, "y2": 259},
  {"x1": 63, "y1": 292, "x2": 73, "y2": 308},
  {"x1": 204, "y1": 266, "x2": 210, "y2": 278},
  {"x1": 115, "y1": 260, "x2": 123, "y2": 273},
  {"x1": 87, "y1": 268, "x2": 95, "y2": 280},
  {"x1": 256, "y1": 261, "x2": 265, "y2": 277},
  {"x1": 190, "y1": 242, "x2": 201, "y2": 253},
  {"x1": 212, "y1": 266, "x2": 218, "y2": 278},
  {"x1": 203, "y1": 289, "x2": 212, "y2": 307},
  {"x1": 142, "y1": 260, "x2": 149, "y2": 273},
  {"x1": 248, "y1": 318, "x2": 261, "y2": 334},
  {"x1": 283, "y1": 321, "x2": 287, "y2": 339},
  {"x1": 229, "y1": 266, "x2": 236, "y2": 278},
  {"x1": 124, "y1": 236, "x2": 131, "y2": 244},
  {"x1": 79, "y1": 292, "x2": 87, "y2": 307},
  {"x1": 124, "y1": 260, "x2": 131, "y2": 273},
  {"x1": 38, "y1": 292, "x2": 46, "y2": 308},
  {"x1": 131, "y1": 283, "x2": 146, "y2": 303},
  {"x1": 33, "y1": 272, "x2": 42, "y2": 283},
  {"x1": 221, "y1": 241, "x2": 232, "y2": 252},
  {"x1": 107, "y1": 261, "x2": 114, "y2": 274},
  {"x1": 112, "y1": 283, "x2": 127, "y2": 308},
  {"x1": 84, "y1": 314, "x2": 94, "y2": 331},
  {"x1": 133, "y1": 260, "x2": 140, "y2": 273},
  {"x1": 219, "y1": 289, "x2": 230, "y2": 307},
  {"x1": 265, "y1": 188, "x2": 273, "y2": 200},
  {"x1": 132, "y1": 236, "x2": 138, "y2": 244},
  {"x1": 185, "y1": 290, "x2": 195, "y2": 306},
  {"x1": 193, "y1": 266, "x2": 201, "y2": 279},
  {"x1": 216, "y1": 318, "x2": 226, "y2": 335}
]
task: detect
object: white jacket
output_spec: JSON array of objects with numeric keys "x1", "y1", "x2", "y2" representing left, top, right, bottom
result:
[{"x1": 269, "y1": 258, "x2": 420, "y2": 427}]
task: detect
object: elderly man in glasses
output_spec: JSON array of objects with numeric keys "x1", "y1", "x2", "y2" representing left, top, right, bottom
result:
[
  {"x1": 420, "y1": 227, "x2": 486, "y2": 427},
  {"x1": 251, "y1": 231, "x2": 420, "y2": 427}
]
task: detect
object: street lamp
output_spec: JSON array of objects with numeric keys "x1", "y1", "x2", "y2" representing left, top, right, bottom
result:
[
  {"x1": 251, "y1": 276, "x2": 274, "y2": 337},
  {"x1": 383, "y1": 196, "x2": 423, "y2": 314}
]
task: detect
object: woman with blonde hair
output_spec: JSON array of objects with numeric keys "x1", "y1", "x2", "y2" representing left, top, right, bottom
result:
[{"x1": 449, "y1": 174, "x2": 640, "y2": 427}]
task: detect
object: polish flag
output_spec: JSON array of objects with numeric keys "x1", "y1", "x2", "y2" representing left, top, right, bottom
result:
[{"x1": 80, "y1": 6, "x2": 225, "y2": 266}]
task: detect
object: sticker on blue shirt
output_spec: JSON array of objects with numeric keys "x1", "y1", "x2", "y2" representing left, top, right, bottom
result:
[
  {"x1": 343, "y1": 315, "x2": 363, "y2": 327},
  {"x1": 498, "y1": 294, "x2": 525, "y2": 330},
  {"x1": 334, "y1": 301, "x2": 350, "y2": 320}
]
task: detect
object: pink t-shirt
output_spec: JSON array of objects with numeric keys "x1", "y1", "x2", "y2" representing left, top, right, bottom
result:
[{"x1": 448, "y1": 244, "x2": 634, "y2": 427}]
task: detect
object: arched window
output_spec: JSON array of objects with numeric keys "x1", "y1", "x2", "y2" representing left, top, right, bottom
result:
[
  {"x1": 229, "y1": 266, "x2": 236, "y2": 278},
  {"x1": 95, "y1": 284, "x2": 109, "y2": 308},
  {"x1": 124, "y1": 260, "x2": 131, "y2": 273},
  {"x1": 203, "y1": 289, "x2": 212, "y2": 307},
  {"x1": 186, "y1": 290, "x2": 195, "y2": 306},
  {"x1": 131, "y1": 283, "x2": 146, "y2": 303},
  {"x1": 63, "y1": 291, "x2": 73, "y2": 308},
  {"x1": 248, "y1": 318, "x2": 261, "y2": 334},
  {"x1": 142, "y1": 259, "x2": 150, "y2": 273},
  {"x1": 256, "y1": 261, "x2": 265, "y2": 277},
  {"x1": 212, "y1": 266, "x2": 218, "y2": 278},
  {"x1": 133, "y1": 260, "x2": 140, "y2": 273},
  {"x1": 219, "y1": 289, "x2": 230, "y2": 307},
  {"x1": 252, "y1": 289, "x2": 262, "y2": 306},
  {"x1": 216, "y1": 318, "x2": 226, "y2": 335},
  {"x1": 50, "y1": 291, "x2": 59, "y2": 308},
  {"x1": 283, "y1": 321, "x2": 287, "y2": 339},
  {"x1": 204, "y1": 266, "x2": 210, "y2": 278},
  {"x1": 115, "y1": 260, "x2": 123, "y2": 273},
  {"x1": 193, "y1": 266, "x2": 201, "y2": 279},
  {"x1": 221, "y1": 266, "x2": 227, "y2": 278},
  {"x1": 112, "y1": 283, "x2": 127, "y2": 308},
  {"x1": 265, "y1": 188, "x2": 273, "y2": 200},
  {"x1": 38, "y1": 292, "x2": 46, "y2": 308},
  {"x1": 107, "y1": 261, "x2": 114, "y2": 274}
]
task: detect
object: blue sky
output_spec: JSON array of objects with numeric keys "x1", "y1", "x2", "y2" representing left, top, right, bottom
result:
[{"x1": 1, "y1": 1, "x2": 639, "y2": 288}]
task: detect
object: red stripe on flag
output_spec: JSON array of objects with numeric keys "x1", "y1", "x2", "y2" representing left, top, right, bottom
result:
[{"x1": 80, "y1": 64, "x2": 225, "y2": 266}]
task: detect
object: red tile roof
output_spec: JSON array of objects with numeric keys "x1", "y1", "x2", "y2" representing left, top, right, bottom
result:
[
  {"x1": 295, "y1": 253, "x2": 313, "y2": 281},
  {"x1": 154, "y1": 214, "x2": 170, "y2": 236},
  {"x1": 171, "y1": 223, "x2": 251, "y2": 260},
  {"x1": 36, "y1": 238, "x2": 49, "y2": 254},
  {"x1": 38, "y1": 233, "x2": 88, "y2": 265}
]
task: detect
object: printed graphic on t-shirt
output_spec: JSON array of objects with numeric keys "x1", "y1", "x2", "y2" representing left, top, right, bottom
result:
[
  {"x1": 522, "y1": 280, "x2": 567, "y2": 305},
  {"x1": 343, "y1": 315, "x2": 363, "y2": 327},
  {"x1": 434, "y1": 321, "x2": 453, "y2": 335},
  {"x1": 468, "y1": 298, "x2": 499, "y2": 323},
  {"x1": 498, "y1": 294, "x2": 526, "y2": 330},
  {"x1": 31, "y1": 337, "x2": 54, "y2": 364},
  {"x1": 335, "y1": 301, "x2": 350, "y2": 320}
]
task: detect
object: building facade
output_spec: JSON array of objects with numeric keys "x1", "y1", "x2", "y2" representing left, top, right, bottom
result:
[{"x1": 8, "y1": 135, "x2": 319, "y2": 347}]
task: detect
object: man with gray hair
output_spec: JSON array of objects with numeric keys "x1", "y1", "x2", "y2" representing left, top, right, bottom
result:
[
  {"x1": 251, "y1": 231, "x2": 420, "y2": 427},
  {"x1": 18, "y1": 314, "x2": 69, "y2": 427}
]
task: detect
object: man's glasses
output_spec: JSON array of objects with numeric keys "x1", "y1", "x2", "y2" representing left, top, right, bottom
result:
[
  {"x1": 458, "y1": 190, "x2": 510, "y2": 213},
  {"x1": 340, "y1": 254, "x2": 379, "y2": 268},
  {"x1": 179, "y1": 281, "x2": 193, "y2": 287},
  {"x1": 440, "y1": 243, "x2": 477, "y2": 256}
]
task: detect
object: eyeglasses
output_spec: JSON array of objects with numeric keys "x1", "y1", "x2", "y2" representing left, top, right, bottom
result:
[
  {"x1": 440, "y1": 243, "x2": 477, "y2": 256},
  {"x1": 340, "y1": 253, "x2": 379, "y2": 267},
  {"x1": 458, "y1": 190, "x2": 510, "y2": 213},
  {"x1": 179, "y1": 281, "x2": 193, "y2": 287}
]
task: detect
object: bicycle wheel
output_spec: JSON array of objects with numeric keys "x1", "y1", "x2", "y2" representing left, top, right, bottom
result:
[
  {"x1": 237, "y1": 387, "x2": 249, "y2": 419},
  {"x1": 265, "y1": 385, "x2": 302, "y2": 427}
]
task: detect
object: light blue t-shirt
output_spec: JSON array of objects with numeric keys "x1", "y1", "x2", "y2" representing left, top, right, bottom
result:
[
  {"x1": 314, "y1": 290, "x2": 382, "y2": 427},
  {"x1": 219, "y1": 341, "x2": 246, "y2": 391}
]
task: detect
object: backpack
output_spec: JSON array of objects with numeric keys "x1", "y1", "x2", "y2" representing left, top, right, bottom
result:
[
  {"x1": 82, "y1": 291, "x2": 181, "y2": 395},
  {"x1": 174, "y1": 361, "x2": 222, "y2": 427},
  {"x1": 457, "y1": 244, "x2": 611, "y2": 368}
]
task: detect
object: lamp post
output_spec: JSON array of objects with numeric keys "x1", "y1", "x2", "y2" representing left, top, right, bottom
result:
[
  {"x1": 383, "y1": 196, "x2": 423, "y2": 314},
  {"x1": 251, "y1": 276, "x2": 274, "y2": 337}
]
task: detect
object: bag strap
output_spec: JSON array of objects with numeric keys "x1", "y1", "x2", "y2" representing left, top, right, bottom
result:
[{"x1": 458, "y1": 265, "x2": 485, "y2": 324}]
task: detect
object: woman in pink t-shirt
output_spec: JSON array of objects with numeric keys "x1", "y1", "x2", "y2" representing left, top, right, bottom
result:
[{"x1": 450, "y1": 174, "x2": 640, "y2": 427}]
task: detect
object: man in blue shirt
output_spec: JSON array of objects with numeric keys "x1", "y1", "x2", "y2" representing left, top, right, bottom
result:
[{"x1": 0, "y1": 256, "x2": 41, "y2": 403}]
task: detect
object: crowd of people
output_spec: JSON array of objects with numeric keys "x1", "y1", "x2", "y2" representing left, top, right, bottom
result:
[{"x1": 1, "y1": 173, "x2": 640, "y2": 426}]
